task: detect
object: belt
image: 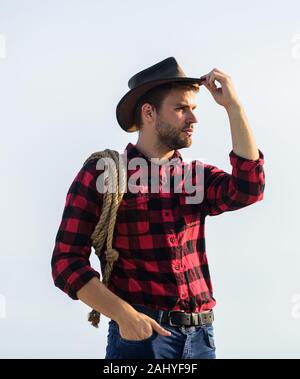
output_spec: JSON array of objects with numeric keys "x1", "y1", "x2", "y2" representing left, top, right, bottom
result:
[{"x1": 131, "y1": 304, "x2": 214, "y2": 327}]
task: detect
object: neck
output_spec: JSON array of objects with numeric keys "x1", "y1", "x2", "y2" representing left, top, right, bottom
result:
[{"x1": 135, "y1": 135, "x2": 175, "y2": 163}]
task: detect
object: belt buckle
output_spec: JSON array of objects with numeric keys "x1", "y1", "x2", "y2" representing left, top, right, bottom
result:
[
  {"x1": 167, "y1": 310, "x2": 185, "y2": 326},
  {"x1": 200, "y1": 310, "x2": 214, "y2": 326}
]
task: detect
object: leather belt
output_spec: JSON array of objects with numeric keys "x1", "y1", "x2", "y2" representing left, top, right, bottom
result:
[
  {"x1": 131, "y1": 304, "x2": 214, "y2": 327},
  {"x1": 161, "y1": 309, "x2": 214, "y2": 326}
]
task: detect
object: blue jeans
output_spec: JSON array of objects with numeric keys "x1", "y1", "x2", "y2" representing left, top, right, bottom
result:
[{"x1": 104, "y1": 305, "x2": 216, "y2": 359}]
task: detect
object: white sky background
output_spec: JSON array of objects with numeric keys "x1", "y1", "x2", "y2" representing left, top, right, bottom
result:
[{"x1": 0, "y1": 0, "x2": 300, "y2": 358}]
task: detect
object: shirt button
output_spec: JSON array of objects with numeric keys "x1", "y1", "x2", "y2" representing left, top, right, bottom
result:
[
  {"x1": 181, "y1": 293, "x2": 187, "y2": 298},
  {"x1": 174, "y1": 265, "x2": 180, "y2": 270},
  {"x1": 170, "y1": 237, "x2": 175, "y2": 243}
]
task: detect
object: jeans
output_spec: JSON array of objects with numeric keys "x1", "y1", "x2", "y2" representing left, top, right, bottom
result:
[{"x1": 104, "y1": 305, "x2": 216, "y2": 359}]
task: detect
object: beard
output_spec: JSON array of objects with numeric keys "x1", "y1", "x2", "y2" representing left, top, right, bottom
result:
[{"x1": 154, "y1": 118, "x2": 192, "y2": 150}]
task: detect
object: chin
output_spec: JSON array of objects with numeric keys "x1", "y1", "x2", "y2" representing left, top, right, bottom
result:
[
  {"x1": 182, "y1": 138, "x2": 192, "y2": 148},
  {"x1": 176, "y1": 141, "x2": 192, "y2": 149}
]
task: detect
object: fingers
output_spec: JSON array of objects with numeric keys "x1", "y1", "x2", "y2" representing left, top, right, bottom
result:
[
  {"x1": 151, "y1": 319, "x2": 172, "y2": 336},
  {"x1": 203, "y1": 82, "x2": 215, "y2": 93},
  {"x1": 208, "y1": 75, "x2": 218, "y2": 90},
  {"x1": 211, "y1": 67, "x2": 228, "y2": 76},
  {"x1": 209, "y1": 72, "x2": 227, "y2": 87},
  {"x1": 201, "y1": 68, "x2": 230, "y2": 89},
  {"x1": 200, "y1": 68, "x2": 237, "y2": 107}
]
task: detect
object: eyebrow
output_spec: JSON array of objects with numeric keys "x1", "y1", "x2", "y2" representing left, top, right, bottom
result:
[{"x1": 175, "y1": 103, "x2": 197, "y2": 109}]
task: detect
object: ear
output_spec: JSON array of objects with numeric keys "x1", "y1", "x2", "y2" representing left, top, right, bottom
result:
[{"x1": 141, "y1": 103, "x2": 155, "y2": 123}]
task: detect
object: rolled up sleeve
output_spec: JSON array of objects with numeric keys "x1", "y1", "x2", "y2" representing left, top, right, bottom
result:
[
  {"x1": 203, "y1": 149, "x2": 265, "y2": 216},
  {"x1": 51, "y1": 159, "x2": 103, "y2": 299}
]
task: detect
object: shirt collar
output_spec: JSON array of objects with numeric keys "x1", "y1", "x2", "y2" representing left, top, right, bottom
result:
[{"x1": 124, "y1": 142, "x2": 183, "y2": 165}]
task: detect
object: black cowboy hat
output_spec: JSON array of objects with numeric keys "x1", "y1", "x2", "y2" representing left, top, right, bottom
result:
[{"x1": 116, "y1": 57, "x2": 205, "y2": 133}]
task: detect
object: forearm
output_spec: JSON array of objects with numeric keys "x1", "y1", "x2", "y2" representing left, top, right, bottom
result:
[
  {"x1": 76, "y1": 277, "x2": 138, "y2": 324},
  {"x1": 225, "y1": 103, "x2": 259, "y2": 160}
]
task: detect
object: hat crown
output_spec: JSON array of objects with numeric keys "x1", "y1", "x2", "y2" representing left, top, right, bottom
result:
[{"x1": 128, "y1": 57, "x2": 187, "y2": 90}]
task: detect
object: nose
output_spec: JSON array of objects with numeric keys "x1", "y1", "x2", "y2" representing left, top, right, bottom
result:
[{"x1": 186, "y1": 111, "x2": 198, "y2": 124}]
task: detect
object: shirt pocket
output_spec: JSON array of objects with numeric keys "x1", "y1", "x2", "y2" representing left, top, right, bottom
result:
[{"x1": 116, "y1": 193, "x2": 150, "y2": 235}]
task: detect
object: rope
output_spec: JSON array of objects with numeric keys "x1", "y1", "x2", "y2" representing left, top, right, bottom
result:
[{"x1": 82, "y1": 149, "x2": 127, "y2": 328}]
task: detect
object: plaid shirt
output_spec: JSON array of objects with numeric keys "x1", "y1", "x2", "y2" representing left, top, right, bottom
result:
[{"x1": 51, "y1": 142, "x2": 265, "y2": 312}]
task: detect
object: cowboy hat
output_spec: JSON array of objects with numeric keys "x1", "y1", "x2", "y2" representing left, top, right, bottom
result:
[{"x1": 116, "y1": 57, "x2": 205, "y2": 133}]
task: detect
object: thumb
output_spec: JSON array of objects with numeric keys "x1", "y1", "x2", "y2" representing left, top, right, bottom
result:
[{"x1": 150, "y1": 319, "x2": 172, "y2": 337}]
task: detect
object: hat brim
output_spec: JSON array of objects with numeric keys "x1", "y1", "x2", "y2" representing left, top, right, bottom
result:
[{"x1": 116, "y1": 77, "x2": 205, "y2": 133}]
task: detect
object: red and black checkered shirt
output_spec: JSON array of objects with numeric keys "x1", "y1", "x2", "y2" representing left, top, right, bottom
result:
[{"x1": 51, "y1": 142, "x2": 265, "y2": 312}]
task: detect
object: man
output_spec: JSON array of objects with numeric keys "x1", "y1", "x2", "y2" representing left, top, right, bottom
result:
[{"x1": 51, "y1": 57, "x2": 265, "y2": 359}]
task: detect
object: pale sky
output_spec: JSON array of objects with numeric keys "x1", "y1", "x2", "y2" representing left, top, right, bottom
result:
[{"x1": 0, "y1": 0, "x2": 300, "y2": 358}]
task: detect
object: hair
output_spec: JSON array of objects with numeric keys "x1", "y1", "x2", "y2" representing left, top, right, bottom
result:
[{"x1": 133, "y1": 81, "x2": 200, "y2": 130}]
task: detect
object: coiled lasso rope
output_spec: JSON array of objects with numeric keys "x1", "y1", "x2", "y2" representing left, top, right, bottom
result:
[{"x1": 82, "y1": 149, "x2": 127, "y2": 328}]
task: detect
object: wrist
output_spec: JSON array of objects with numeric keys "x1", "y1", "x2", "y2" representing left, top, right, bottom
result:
[{"x1": 114, "y1": 303, "x2": 140, "y2": 325}]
